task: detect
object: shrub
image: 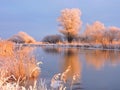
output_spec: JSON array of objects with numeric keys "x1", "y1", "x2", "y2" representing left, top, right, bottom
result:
[
  {"x1": 42, "y1": 34, "x2": 63, "y2": 44},
  {"x1": 8, "y1": 32, "x2": 36, "y2": 43}
]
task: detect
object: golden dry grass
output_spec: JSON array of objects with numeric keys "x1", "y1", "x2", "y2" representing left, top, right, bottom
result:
[{"x1": 0, "y1": 40, "x2": 40, "y2": 87}]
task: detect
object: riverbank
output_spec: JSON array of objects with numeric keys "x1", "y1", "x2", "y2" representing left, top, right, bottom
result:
[{"x1": 16, "y1": 42, "x2": 120, "y2": 51}]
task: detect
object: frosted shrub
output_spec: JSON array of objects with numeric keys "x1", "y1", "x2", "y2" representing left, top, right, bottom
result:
[{"x1": 8, "y1": 31, "x2": 36, "y2": 43}]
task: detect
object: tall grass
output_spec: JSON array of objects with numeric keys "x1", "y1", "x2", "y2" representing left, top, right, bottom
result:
[{"x1": 0, "y1": 40, "x2": 42, "y2": 89}]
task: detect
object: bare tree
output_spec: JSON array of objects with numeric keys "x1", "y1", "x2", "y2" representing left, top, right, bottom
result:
[
  {"x1": 42, "y1": 34, "x2": 63, "y2": 44},
  {"x1": 58, "y1": 8, "x2": 82, "y2": 43}
]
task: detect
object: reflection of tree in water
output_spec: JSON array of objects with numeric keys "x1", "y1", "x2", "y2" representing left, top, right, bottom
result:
[
  {"x1": 61, "y1": 48, "x2": 82, "y2": 89},
  {"x1": 62, "y1": 49, "x2": 80, "y2": 79},
  {"x1": 106, "y1": 51, "x2": 120, "y2": 66},
  {"x1": 42, "y1": 47, "x2": 62, "y2": 54},
  {"x1": 50, "y1": 48, "x2": 82, "y2": 90},
  {"x1": 85, "y1": 50, "x2": 120, "y2": 70}
]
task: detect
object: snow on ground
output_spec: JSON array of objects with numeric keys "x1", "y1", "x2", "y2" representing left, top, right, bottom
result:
[{"x1": 15, "y1": 42, "x2": 120, "y2": 51}]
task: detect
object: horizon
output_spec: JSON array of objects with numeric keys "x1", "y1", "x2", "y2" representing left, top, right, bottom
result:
[{"x1": 0, "y1": 0, "x2": 120, "y2": 40}]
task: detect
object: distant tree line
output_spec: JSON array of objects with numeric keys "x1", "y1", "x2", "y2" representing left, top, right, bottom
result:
[
  {"x1": 7, "y1": 8, "x2": 120, "y2": 46},
  {"x1": 42, "y1": 8, "x2": 120, "y2": 46}
]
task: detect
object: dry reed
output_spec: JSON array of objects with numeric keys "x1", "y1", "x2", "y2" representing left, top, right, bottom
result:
[{"x1": 0, "y1": 40, "x2": 41, "y2": 88}]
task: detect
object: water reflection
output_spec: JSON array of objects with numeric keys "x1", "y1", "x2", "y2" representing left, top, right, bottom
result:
[
  {"x1": 61, "y1": 48, "x2": 82, "y2": 89},
  {"x1": 50, "y1": 48, "x2": 82, "y2": 90},
  {"x1": 42, "y1": 47, "x2": 62, "y2": 54},
  {"x1": 85, "y1": 50, "x2": 120, "y2": 69},
  {"x1": 40, "y1": 47, "x2": 120, "y2": 89},
  {"x1": 42, "y1": 47, "x2": 120, "y2": 74},
  {"x1": 42, "y1": 47, "x2": 120, "y2": 71},
  {"x1": 61, "y1": 48, "x2": 81, "y2": 82}
]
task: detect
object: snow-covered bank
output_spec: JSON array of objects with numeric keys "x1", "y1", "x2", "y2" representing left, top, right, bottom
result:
[{"x1": 16, "y1": 43, "x2": 120, "y2": 51}]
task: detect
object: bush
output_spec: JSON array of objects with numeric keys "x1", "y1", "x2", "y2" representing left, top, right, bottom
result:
[
  {"x1": 8, "y1": 32, "x2": 36, "y2": 43},
  {"x1": 42, "y1": 34, "x2": 63, "y2": 44}
]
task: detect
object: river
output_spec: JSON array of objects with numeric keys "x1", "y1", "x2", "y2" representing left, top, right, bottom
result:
[{"x1": 34, "y1": 47, "x2": 120, "y2": 90}]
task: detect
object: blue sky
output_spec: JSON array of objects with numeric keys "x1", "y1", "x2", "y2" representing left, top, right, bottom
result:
[{"x1": 0, "y1": 0, "x2": 120, "y2": 40}]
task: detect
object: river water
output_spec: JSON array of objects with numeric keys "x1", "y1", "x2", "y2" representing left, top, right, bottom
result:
[{"x1": 34, "y1": 47, "x2": 120, "y2": 90}]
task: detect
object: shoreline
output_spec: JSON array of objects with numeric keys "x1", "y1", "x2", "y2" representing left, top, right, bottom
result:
[{"x1": 15, "y1": 43, "x2": 120, "y2": 51}]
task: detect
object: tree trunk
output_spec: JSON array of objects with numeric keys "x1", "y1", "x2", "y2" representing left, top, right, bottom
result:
[{"x1": 67, "y1": 36, "x2": 73, "y2": 43}]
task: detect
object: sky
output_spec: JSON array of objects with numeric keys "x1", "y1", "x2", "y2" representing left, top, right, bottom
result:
[{"x1": 0, "y1": 0, "x2": 120, "y2": 40}]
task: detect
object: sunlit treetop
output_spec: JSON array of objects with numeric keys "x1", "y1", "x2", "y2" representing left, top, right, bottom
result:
[{"x1": 58, "y1": 8, "x2": 82, "y2": 42}]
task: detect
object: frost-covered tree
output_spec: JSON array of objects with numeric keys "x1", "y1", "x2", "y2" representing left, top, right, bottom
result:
[
  {"x1": 84, "y1": 21, "x2": 105, "y2": 43},
  {"x1": 84, "y1": 21, "x2": 120, "y2": 45},
  {"x1": 58, "y1": 8, "x2": 82, "y2": 43},
  {"x1": 104, "y1": 26, "x2": 120, "y2": 44}
]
